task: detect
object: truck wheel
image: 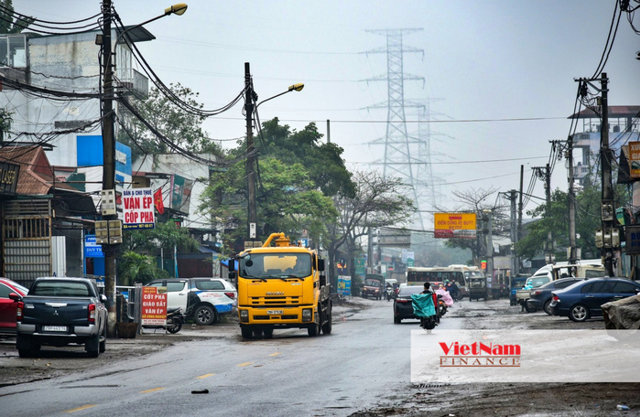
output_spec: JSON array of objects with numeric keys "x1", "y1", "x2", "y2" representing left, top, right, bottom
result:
[
  {"x1": 394, "y1": 317, "x2": 401, "y2": 324},
  {"x1": 241, "y1": 326, "x2": 252, "y2": 339},
  {"x1": 99, "y1": 325, "x2": 107, "y2": 353},
  {"x1": 321, "y1": 303, "x2": 332, "y2": 335},
  {"x1": 308, "y1": 308, "x2": 320, "y2": 337},
  {"x1": 17, "y1": 335, "x2": 40, "y2": 358},
  {"x1": 252, "y1": 328, "x2": 263, "y2": 339},
  {"x1": 263, "y1": 327, "x2": 273, "y2": 339},
  {"x1": 194, "y1": 305, "x2": 218, "y2": 325},
  {"x1": 86, "y1": 334, "x2": 100, "y2": 357}
]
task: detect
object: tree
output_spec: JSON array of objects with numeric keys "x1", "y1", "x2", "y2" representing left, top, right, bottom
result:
[
  {"x1": 326, "y1": 171, "x2": 415, "y2": 291},
  {"x1": 200, "y1": 118, "x2": 353, "y2": 253},
  {"x1": 118, "y1": 83, "x2": 222, "y2": 162},
  {"x1": 515, "y1": 185, "x2": 604, "y2": 262},
  {"x1": 0, "y1": 1, "x2": 34, "y2": 34},
  {"x1": 443, "y1": 188, "x2": 501, "y2": 265},
  {"x1": 117, "y1": 221, "x2": 200, "y2": 280}
]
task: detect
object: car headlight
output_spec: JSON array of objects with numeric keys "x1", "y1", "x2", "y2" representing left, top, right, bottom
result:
[
  {"x1": 302, "y1": 308, "x2": 312, "y2": 322},
  {"x1": 240, "y1": 309, "x2": 249, "y2": 323}
]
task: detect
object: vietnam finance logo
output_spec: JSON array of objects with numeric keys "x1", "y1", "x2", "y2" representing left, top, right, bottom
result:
[{"x1": 439, "y1": 341, "x2": 521, "y2": 367}]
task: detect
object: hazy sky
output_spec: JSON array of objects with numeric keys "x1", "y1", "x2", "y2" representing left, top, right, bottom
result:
[{"x1": 14, "y1": 1, "x2": 640, "y2": 219}]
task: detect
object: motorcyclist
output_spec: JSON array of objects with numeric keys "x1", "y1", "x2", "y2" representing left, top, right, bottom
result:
[{"x1": 446, "y1": 281, "x2": 460, "y2": 300}]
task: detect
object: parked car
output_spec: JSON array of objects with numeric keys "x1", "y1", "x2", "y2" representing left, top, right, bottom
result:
[
  {"x1": 516, "y1": 274, "x2": 552, "y2": 308},
  {"x1": 549, "y1": 277, "x2": 640, "y2": 322},
  {"x1": 13, "y1": 277, "x2": 108, "y2": 357},
  {"x1": 393, "y1": 285, "x2": 424, "y2": 323},
  {"x1": 509, "y1": 275, "x2": 528, "y2": 306},
  {"x1": 0, "y1": 278, "x2": 29, "y2": 334},
  {"x1": 524, "y1": 277, "x2": 582, "y2": 314},
  {"x1": 147, "y1": 278, "x2": 236, "y2": 325}
]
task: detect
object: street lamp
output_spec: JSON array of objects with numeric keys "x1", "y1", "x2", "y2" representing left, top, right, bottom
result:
[
  {"x1": 100, "y1": 1, "x2": 188, "y2": 336},
  {"x1": 244, "y1": 61, "x2": 303, "y2": 242}
]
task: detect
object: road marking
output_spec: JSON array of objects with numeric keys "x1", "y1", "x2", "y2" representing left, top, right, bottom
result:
[
  {"x1": 140, "y1": 387, "x2": 165, "y2": 394},
  {"x1": 197, "y1": 373, "x2": 215, "y2": 379},
  {"x1": 269, "y1": 352, "x2": 281, "y2": 357},
  {"x1": 237, "y1": 361, "x2": 253, "y2": 367},
  {"x1": 65, "y1": 404, "x2": 97, "y2": 413}
]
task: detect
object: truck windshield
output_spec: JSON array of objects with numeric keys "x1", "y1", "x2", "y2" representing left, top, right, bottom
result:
[{"x1": 240, "y1": 253, "x2": 312, "y2": 279}]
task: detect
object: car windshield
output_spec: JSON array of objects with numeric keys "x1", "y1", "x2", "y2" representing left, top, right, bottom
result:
[{"x1": 240, "y1": 252, "x2": 311, "y2": 279}]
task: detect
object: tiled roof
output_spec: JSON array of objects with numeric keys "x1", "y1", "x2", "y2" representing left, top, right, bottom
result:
[{"x1": 0, "y1": 145, "x2": 75, "y2": 194}]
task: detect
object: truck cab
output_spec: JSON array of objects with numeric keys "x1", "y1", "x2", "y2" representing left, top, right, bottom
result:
[{"x1": 233, "y1": 233, "x2": 332, "y2": 339}]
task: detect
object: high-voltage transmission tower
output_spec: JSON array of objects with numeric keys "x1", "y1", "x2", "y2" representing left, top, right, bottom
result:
[{"x1": 364, "y1": 28, "x2": 432, "y2": 229}]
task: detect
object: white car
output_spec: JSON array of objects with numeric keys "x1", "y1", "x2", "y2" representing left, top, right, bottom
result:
[{"x1": 147, "y1": 278, "x2": 237, "y2": 325}]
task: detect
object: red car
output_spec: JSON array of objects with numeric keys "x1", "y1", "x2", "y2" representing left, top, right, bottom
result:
[{"x1": 0, "y1": 278, "x2": 28, "y2": 333}]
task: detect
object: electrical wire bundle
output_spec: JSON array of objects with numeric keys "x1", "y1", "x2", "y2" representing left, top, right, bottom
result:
[{"x1": 0, "y1": 4, "x2": 101, "y2": 35}]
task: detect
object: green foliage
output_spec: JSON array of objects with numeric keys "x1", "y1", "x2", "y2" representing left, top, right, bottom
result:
[
  {"x1": 0, "y1": 1, "x2": 34, "y2": 34},
  {"x1": 117, "y1": 251, "x2": 169, "y2": 286},
  {"x1": 515, "y1": 186, "x2": 603, "y2": 261},
  {"x1": 122, "y1": 221, "x2": 200, "y2": 255},
  {"x1": 118, "y1": 83, "x2": 222, "y2": 162},
  {"x1": 200, "y1": 118, "x2": 352, "y2": 251}
]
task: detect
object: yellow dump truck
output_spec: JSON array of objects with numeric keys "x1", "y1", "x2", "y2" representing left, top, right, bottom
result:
[{"x1": 231, "y1": 233, "x2": 332, "y2": 339}]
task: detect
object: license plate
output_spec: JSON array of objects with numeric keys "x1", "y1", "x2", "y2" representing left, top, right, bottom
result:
[
  {"x1": 267, "y1": 310, "x2": 283, "y2": 315},
  {"x1": 43, "y1": 325, "x2": 67, "y2": 332}
]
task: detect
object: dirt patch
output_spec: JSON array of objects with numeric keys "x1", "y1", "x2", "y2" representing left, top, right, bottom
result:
[{"x1": 350, "y1": 383, "x2": 640, "y2": 417}]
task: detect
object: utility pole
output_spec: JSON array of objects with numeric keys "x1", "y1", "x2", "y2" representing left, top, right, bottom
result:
[
  {"x1": 101, "y1": 0, "x2": 118, "y2": 336},
  {"x1": 599, "y1": 72, "x2": 616, "y2": 276},
  {"x1": 516, "y1": 165, "x2": 524, "y2": 244},
  {"x1": 485, "y1": 210, "x2": 494, "y2": 285},
  {"x1": 508, "y1": 190, "x2": 517, "y2": 276},
  {"x1": 567, "y1": 134, "x2": 578, "y2": 264},
  {"x1": 326, "y1": 119, "x2": 331, "y2": 143},
  {"x1": 534, "y1": 164, "x2": 553, "y2": 264},
  {"x1": 245, "y1": 62, "x2": 257, "y2": 240}
]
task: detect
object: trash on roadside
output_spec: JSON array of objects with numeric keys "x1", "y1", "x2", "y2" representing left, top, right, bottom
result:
[
  {"x1": 191, "y1": 389, "x2": 209, "y2": 394},
  {"x1": 616, "y1": 404, "x2": 630, "y2": 411}
]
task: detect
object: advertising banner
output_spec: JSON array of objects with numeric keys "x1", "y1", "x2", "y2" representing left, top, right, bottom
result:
[
  {"x1": 84, "y1": 234, "x2": 104, "y2": 258},
  {"x1": 141, "y1": 286, "x2": 167, "y2": 326},
  {"x1": 337, "y1": 275, "x2": 351, "y2": 296},
  {"x1": 122, "y1": 188, "x2": 155, "y2": 230},
  {"x1": 629, "y1": 141, "x2": 640, "y2": 178},
  {"x1": 434, "y1": 213, "x2": 476, "y2": 239}
]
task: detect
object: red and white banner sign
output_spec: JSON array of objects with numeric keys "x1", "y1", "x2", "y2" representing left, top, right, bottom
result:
[
  {"x1": 122, "y1": 188, "x2": 155, "y2": 230},
  {"x1": 141, "y1": 286, "x2": 167, "y2": 326}
]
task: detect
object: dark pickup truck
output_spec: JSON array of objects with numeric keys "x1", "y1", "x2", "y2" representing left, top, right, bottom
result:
[{"x1": 10, "y1": 277, "x2": 108, "y2": 357}]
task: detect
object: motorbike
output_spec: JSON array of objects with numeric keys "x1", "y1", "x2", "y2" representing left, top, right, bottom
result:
[
  {"x1": 437, "y1": 294, "x2": 447, "y2": 317},
  {"x1": 385, "y1": 286, "x2": 395, "y2": 301},
  {"x1": 411, "y1": 292, "x2": 439, "y2": 331},
  {"x1": 166, "y1": 307, "x2": 185, "y2": 334}
]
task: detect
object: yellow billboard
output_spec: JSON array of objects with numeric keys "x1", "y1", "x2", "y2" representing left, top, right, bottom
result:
[
  {"x1": 629, "y1": 142, "x2": 640, "y2": 178},
  {"x1": 434, "y1": 213, "x2": 477, "y2": 239}
]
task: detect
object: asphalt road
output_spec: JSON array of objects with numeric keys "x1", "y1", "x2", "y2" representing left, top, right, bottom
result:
[
  {"x1": 1, "y1": 298, "x2": 638, "y2": 417},
  {"x1": 0, "y1": 298, "x2": 438, "y2": 417}
]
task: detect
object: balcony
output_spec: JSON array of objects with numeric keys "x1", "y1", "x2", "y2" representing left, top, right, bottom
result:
[{"x1": 116, "y1": 68, "x2": 148, "y2": 99}]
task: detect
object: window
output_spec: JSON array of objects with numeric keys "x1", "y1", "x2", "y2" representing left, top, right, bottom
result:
[
  {"x1": 0, "y1": 283, "x2": 11, "y2": 298},
  {"x1": 149, "y1": 281, "x2": 186, "y2": 292},
  {"x1": 194, "y1": 280, "x2": 224, "y2": 291},
  {"x1": 31, "y1": 281, "x2": 90, "y2": 297},
  {"x1": 556, "y1": 279, "x2": 578, "y2": 289},
  {"x1": 613, "y1": 282, "x2": 639, "y2": 294}
]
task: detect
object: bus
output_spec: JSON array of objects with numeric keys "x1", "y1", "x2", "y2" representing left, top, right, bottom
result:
[{"x1": 406, "y1": 265, "x2": 480, "y2": 297}]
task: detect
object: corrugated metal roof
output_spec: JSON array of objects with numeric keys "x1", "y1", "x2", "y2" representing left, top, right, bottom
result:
[{"x1": 569, "y1": 105, "x2": 640, "y2": 119}]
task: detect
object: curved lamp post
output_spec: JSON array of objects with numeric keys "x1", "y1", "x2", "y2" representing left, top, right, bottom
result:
[
  {"x1": 244, "y1": 63, "x2": 304, "y2": 241},
  {"x1": 101, "y1": 2, "x2": 188, "y2": 336}
]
